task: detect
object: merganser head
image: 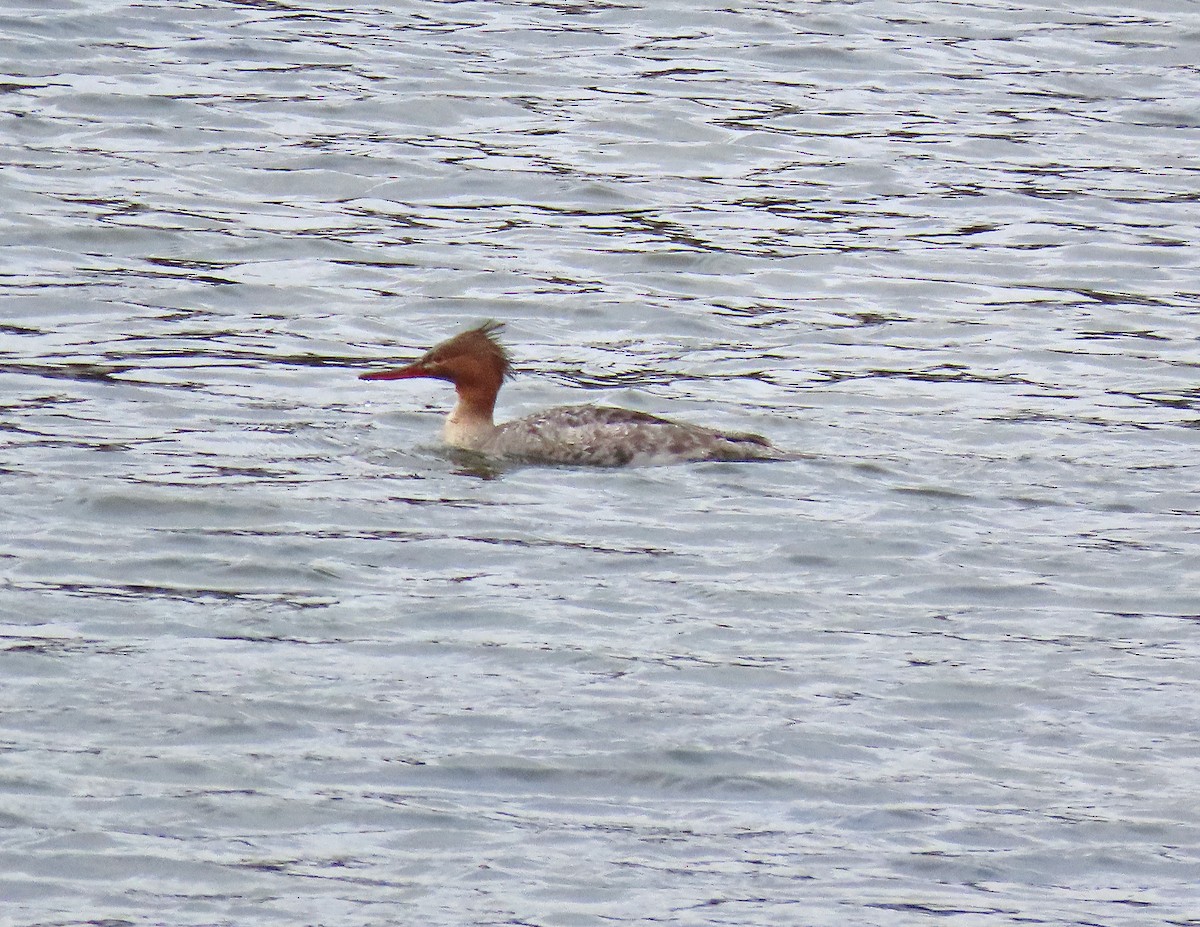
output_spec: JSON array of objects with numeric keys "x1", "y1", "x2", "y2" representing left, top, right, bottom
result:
[{"x1": 360, "y1": 321, "x2": 512, "y2": 418}]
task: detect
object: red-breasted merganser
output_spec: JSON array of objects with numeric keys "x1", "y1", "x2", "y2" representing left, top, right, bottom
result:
[{"x1": 359, "y1": 321, "x2": 784, "y2": 466}]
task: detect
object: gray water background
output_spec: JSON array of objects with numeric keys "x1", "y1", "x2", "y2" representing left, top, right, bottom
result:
[{"x1": 2, "y1": 1, "x2": 1199, "y2": 925}]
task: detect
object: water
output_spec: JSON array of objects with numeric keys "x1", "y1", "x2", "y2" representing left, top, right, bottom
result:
[{"x1": 2, "y1": 1, "x2": 1199, "y2": 924}]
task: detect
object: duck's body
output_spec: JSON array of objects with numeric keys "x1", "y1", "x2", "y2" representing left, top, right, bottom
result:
[
  {"x1": 448, "y1": 403, "x2": 778, "y2": 467},
  {"x1": 360, "y1": 321, "x2": 783, "y2": 467}
]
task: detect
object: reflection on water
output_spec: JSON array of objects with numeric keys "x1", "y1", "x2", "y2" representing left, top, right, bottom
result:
[{"x1": 2, "y1": 1, "x2": 1200, "y2": 925}]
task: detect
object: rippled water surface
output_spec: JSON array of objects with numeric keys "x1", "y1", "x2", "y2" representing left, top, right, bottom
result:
[{"x1": 3, "y1": 1, "x2": 1200, "y2": 925}]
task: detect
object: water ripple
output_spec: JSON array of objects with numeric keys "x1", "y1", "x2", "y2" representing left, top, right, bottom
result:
[{"x1": 2, "y1": 1, "x2": 1199, "y2": 926}]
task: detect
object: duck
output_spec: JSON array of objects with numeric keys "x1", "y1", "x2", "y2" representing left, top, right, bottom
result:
[{"x1": 359, "y1": 321, "x2": 784, "y2": 466}]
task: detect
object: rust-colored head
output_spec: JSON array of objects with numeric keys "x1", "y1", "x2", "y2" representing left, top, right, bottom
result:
[{"x1": 360, "y1": 321, "x2": 512, "y2": 416}]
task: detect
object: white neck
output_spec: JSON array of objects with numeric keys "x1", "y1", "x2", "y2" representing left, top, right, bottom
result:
[{"x1": 444, "y1": 397, "x2": 497, "y2": 450}]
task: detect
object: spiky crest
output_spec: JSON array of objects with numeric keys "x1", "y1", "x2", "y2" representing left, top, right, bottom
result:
[{"x1": 424, "y1": 320, "x2": 512, "y2": 382}]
